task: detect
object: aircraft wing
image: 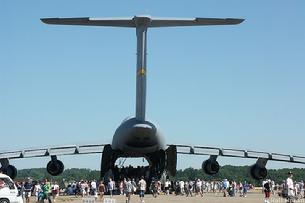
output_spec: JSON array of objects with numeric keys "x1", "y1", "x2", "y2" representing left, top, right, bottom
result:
[
  {"x1": 165, "y1": 144, "x2": 305, "y2": 179},
  {"x1": 0, "y1": 144, "x2": 105, "y2": 160},
  {"x1": 1, "y1": 143, "x2": 305, "y2": 164},
  {"x1": 1, "y1": 143, "x2": 304, "y2": 180},
  {"x1": 172, "y1": 144, "x2": 305, "y2": 164}
]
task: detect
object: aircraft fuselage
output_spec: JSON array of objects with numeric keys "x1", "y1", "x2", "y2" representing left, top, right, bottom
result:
[
  {"x1": 111, "y1": 118, "x2": 166, "y2": 156},
  {"x1": 40, "y1": 15, "x2": 244, "y2": 181}
]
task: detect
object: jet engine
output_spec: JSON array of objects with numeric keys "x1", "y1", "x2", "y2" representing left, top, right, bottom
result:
[
  {"x1": 0, "y1": 165, "x2": 17, "y2": 179},
  {"x1": 250, "y1": 164, "x2": 267, "y2": 180},
  {"x1": 0, "y1": 159, "x2": 17, "y2": 179},
  {"x1": 47, "y1": 159, "x2": 64, "y2": 176},
  {"x1": 202, "y1": 157, "x2": 220, "y2": 175}
]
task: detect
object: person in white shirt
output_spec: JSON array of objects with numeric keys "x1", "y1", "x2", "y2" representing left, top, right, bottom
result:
[
  {"x1": 34, "y1": 183, "x2": 42, "y2": 202},
  {"x1": 138, "y1": 176, "x2": 146, "y2": 203},
  {"x1": 286, "y1": 171, "x2": 295, "y2": 203},
  {"x1": 91, "y1": 180, "x2": 97, "y2": 199},
  {"x1": 295, "y1": 182, "x2": 300, "y2": 197},
  {"x1": 52, "y1": 182, "x2": 60, "y2": 202},
  {"x1": 164, "y1": 180, "x2": 171, "y2": 195},
  {"x1": 196, "y1": 179, "x2": 203, "y2": 197},
  {"x1": 108, "y1": 178, "x2": 115, "y2": 198},
  {"x1": 179, "y1": 180, "x2": 185, "y2": 195},
  {"x1": 80, "y1": 181, "x2": 87, "y2": 197}
]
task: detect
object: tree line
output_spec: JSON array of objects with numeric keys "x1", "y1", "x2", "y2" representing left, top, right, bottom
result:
[
  {"x1": 174, "y1": 166, "x2": 305, "y2": 185},
  {"x1": 16, "y1": 166, "x2": 305, "y2": 186}
]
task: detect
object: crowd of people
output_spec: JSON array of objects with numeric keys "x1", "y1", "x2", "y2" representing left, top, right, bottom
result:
[
  {"x1": 10, "y1": 171, "x2": 305, "y2": 203},
  {"x1": 141, "y1": 178, "x2": 250, "y2": 198},
  {"x1": 262, "y1": 171, "x2": 305, "y2": 203},
  {"x1": 13, "y1": 177, "x2": 253, "y2": 203},
  {"x1": 15, "y1": 178, "x2": 60, "y2": 203},
  {"x1": 14, "y1": 176, "x2": 148, "y2": 203}
]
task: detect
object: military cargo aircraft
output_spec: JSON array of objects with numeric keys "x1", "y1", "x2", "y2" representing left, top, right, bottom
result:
[{"x1": 1, "y1": 16, "x2": 304, "y2": 181}]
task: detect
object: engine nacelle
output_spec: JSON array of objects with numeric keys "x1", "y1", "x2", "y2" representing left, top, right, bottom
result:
[
  {"x1": 202, "y1": 159, "x2": 220, "y2": 175},
  {"x1": 250, "y1": 164, "x2": 267, "y2": 180},
  {"x1": 47, "y1": 160, "x2": 64, "y2": 176},
  {"x1": 0, "y1": 165, "x2": 17, "y2": 179}
]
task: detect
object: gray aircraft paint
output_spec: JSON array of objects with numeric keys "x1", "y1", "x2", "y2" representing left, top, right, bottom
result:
[
  {"x1": 41, "y1": 16, "x2": 243, "y2": 156},
  {"x1": 135, "y1": 16, "x2": 149, "y2": 121}
]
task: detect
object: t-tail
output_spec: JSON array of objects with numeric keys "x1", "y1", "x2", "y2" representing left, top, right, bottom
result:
[{"x1": 41, "y1": 15, "x2": 244, "y2": 121}]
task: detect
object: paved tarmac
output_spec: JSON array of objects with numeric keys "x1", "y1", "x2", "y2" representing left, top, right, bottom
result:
[{"x1": 46, "y1": 192, "x2": 295, "y2": 203}]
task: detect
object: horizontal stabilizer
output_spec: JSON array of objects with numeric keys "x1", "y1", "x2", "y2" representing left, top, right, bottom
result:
[
  {"x1": 150, "y1": 17, "x2": 244, "y2": 27},
  {"x1": 41, "y1": 17, "x2": 135, "y2": 27},
  {"x1": 41, "y1": 16, "x2": 244, "y2": 28}
]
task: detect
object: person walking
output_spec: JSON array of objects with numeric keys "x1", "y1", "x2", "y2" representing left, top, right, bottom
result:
[
  {"x1": 138, "y1": 176, "x2": 146, "y2": 203},
  {"x1": 24, "y1": 178, "x2": 32, "y2": 203},
  {"x1": 90, "y1": 180, "x2": 97, "y2": 199},
  {"x1": 124, "y1": 178, "x2": 133, "y2": 203},
  {"x1": 263, "y1": 180, "x2": 271, "y2": 203},
  {"x1": 286, "y1": 171, "x2": 295, "y2": 203},
  {"x1": 222, "y1": 179, "x2": 229, "y2": 197},
  {"x1": 164, "y1": 179, "x2": 171, "y2": 195},
  {"x1": 51, "y1": 181, "x2": 60, "y2": 202},
  {"x1": 195, "y1": 179, "x2": 203, "y2": 197},
  {"x1": 44, "y1": 179, "x2": 52, "y2": 203},
  {"x1": 108, "y1": 178, "x2": 115, "y2": 198},
  {"x1": 39, "y1": 179, "x2": 52, "y2": 203},
  {"x1": 98, "y1": 181, "x2": 105, "y2": 201}
]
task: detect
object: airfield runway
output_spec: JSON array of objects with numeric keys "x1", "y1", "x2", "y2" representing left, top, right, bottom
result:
[{"x1": 49, "y1": 192, "x2": 294, "y2": 203}]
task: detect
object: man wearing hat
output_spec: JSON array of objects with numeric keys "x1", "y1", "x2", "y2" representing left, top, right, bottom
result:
[{"x1": 286, "y1": 171, "x2": 295, "y2": 203}]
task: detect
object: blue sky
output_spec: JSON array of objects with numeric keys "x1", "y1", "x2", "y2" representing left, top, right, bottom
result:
[{"x1": 1, "y1": 1, "x2": 305, "y2": 170}]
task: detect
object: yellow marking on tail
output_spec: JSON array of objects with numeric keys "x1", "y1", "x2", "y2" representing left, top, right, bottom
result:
[{"x1": 138, "y1": 68, "x2": 146, "y2": 76}]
